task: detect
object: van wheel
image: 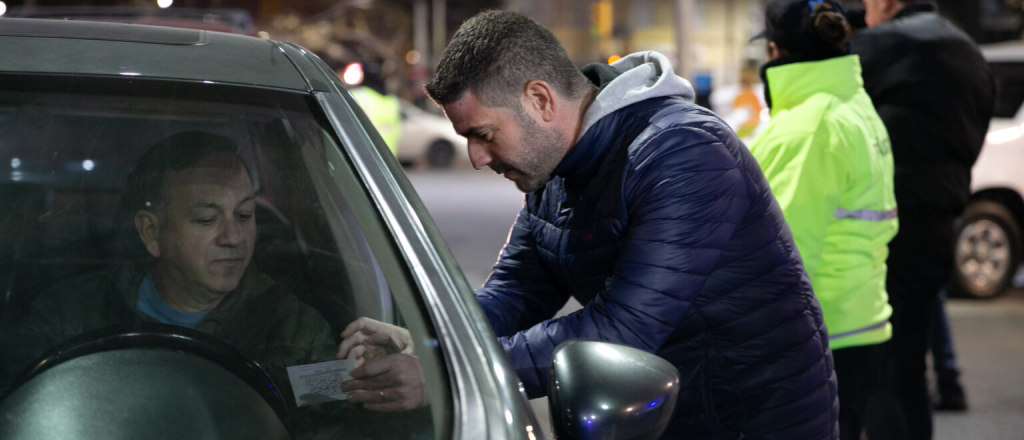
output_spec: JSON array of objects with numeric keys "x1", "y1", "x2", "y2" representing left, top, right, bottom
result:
[
  {"x1": 426, "y1": 140, "x2": 455, "y2": 169},
  {"x1": 949, "y1": 201, "x2": 1021, "y2": 299}
]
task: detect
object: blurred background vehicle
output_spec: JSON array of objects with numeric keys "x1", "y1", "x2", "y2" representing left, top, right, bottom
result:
[
  {"x1": 397, "y1": 100, "x2": 467, "y2": 169},
  {"x1": 950, "y1": 40, "x2": 1024, "y2": 299}
]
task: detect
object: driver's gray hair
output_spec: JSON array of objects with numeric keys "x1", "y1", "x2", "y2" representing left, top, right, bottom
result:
[{"x1": 122, "y1": 131, "x2": 249, "y2": 216}]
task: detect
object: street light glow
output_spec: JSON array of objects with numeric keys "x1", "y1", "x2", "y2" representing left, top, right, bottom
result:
[
  {"x1": 406, "y1": 50, "x2": 421, "y2": 65},
  {"x1": 342, "y1": 63, "x2": 364, "y2": 86},
  {"x1": 157, "y1": 0, "x2": 173, "y2": 9},
  {"x1": 0, "y1": 2, "x2": 7, "y2": 17}
]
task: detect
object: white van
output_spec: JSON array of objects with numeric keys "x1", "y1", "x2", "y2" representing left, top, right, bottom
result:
[{"x1": 950, "y1": 41, "x2": 1024, "y2": 298}]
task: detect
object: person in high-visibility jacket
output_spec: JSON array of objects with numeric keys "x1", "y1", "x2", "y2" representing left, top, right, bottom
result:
[
  {"x1": 350, "y1": 86, "x2": 401, "y2": 155},
  {"x1": 343, "y1": 61, "x2": 402, "y2": 155},
  {"x1": 748, "y1": 1, "x2": 897, "y2": 439}
]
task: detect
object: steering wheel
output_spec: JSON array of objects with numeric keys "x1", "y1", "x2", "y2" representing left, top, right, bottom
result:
[{"x1": 3, "y1": 323, "x2": 289, "y2": 416}]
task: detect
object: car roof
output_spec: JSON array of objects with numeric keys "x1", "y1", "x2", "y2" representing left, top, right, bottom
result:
[
  {"x1": 0, "y1": 18, "x2": 332, "y2": 91},
  {"x1": 5, "y1": 6, "x2": 258, "y2": 36},
  {"x1": 980, "y1": 41, "x2": 1024, "y2": 64}
]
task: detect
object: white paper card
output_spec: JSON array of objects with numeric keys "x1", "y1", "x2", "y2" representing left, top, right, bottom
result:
[{"x1": 286, "y1": 359, "x2": 357, "y2": 407}]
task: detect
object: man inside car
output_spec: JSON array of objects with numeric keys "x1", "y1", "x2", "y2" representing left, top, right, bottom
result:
[{"x1": 0, "y1": 132, "x2": 427, "y2": 419}]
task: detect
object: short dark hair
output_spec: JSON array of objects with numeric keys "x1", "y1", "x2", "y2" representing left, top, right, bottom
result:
[
  {"x1": 122, "y1": 131, "x2": 246, "y2": 215},
  {"x1": 424, "y1": 10, "x2": 591, "y2": 109}
]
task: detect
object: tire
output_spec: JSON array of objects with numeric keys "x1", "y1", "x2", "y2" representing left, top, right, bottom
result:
[
  {"x1": 949, "y1": 200, "x2": 1022, "y2": 299},
  {"x1": 426, "y1": 140, "x2": 455, "y2": 169}
]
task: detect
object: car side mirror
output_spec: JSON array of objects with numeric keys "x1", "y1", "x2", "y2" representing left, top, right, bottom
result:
[{"x1": 547, "y1": 340, "x2": 680, "y2": 440}]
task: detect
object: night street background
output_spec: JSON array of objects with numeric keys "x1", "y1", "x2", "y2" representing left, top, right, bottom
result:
[{"x1": 1, "y1": 0, "x2": 1021, "y2": 437}]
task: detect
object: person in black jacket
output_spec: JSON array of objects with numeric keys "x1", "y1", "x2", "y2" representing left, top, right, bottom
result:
[{"x1": 850, "y1": 1, "x2": 995, "y2": 439}]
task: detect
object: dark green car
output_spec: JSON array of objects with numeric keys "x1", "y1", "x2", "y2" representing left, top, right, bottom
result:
[{"x1": 0, "y1": 18, "x2": 679, "y2": 440}]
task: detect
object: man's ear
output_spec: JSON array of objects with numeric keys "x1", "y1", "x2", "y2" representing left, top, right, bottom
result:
[
  {"x1": 882, "y1": 0, "x2": 901, "y2": 19},
  {"x1": 522, "y1": 80, "x2": 557, "y2": 122},
  {"x1": 767, "y1": 42, "x2": 783, "y2": 62},
  {"x1": 135, "y1": 210, "x2": 161, "y2": 259}
]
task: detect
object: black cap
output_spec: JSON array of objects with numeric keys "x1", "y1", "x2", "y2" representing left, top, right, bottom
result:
[{"x1": 753, "y1": 0, "x2": 849, "y2": 57}]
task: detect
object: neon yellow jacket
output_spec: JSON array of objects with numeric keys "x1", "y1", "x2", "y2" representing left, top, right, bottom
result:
[
  {"x1": 749, "y1": 55, "x2": 897, "y2": 350},
  {"x1": 350, "y1": 86, "x2": 401, "y2": 155}
]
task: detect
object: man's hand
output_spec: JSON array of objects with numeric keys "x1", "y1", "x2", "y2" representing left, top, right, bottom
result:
[
  {"x1": 336, "y1": 317, "x2": 427, "y2": 411},
  {"x1": 342, "y1": 353, "x2": 429, "y2": 412},
  {"x1": 336, "y1": 317, "x2": 415, "y2": 365}
]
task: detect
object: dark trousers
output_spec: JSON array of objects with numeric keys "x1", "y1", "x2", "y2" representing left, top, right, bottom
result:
[
  {"x1": 929, "y1": 289, "x2": 960, "y2": 380},
  {"x1": 865, "y1": 215, "x2": 955, "y2": 440},
  {"x1": 834, "y1": 344, "x2": 884, "y2": 440}
]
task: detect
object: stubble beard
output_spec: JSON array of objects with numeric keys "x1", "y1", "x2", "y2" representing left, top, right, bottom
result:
[{"x1": 508, "y1": 111, "x2": 568, "y2": 193}]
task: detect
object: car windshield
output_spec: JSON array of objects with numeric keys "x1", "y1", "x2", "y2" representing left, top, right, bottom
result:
[{"x1": 0, "y1": 75, "x2": 448, "y2": 439}]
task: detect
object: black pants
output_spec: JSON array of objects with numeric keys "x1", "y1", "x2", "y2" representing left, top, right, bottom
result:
[
  {"x1": 835, "y1": 344, "x2": 884, "y2": 440},
  {"x1": 865, "y1": 215, "x2": 955, "y2": 440}
]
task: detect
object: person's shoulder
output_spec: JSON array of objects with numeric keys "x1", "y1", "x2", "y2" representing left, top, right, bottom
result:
[
  {"x1": 749, "y1": 118, "x2": 825, "y2": 168},
  {"x1": 275, "y1": 292, "x2": 320, "y2": 318},
  {"x1": 645, "y1": 96, "x2": 721, "y2": 125},
  {"x1": 13, "y1": 263, "x2": 139, "y2": 328},
  {"x1": 749, "y1": 112, "x2": 817, "y2": 151},
  {"x1": 253, "y1": 273, "x2": 330, "y2": 328},
  {"x1": 856, "y1": 12, "x2": 972, "y2": 48},
  {"x1": 35, "y1": 265, "x2": 134, "y2": 304},
  {"x1": 851, "y1": 23, "x2": 909, "y2": 58},
  {"x1": 249, "y1": 271, "x2": 307, "y2": 313},
  {"x1": 823, "y1": 96, "x2": 880, "y2": 142},
  {"x1": 770, "y1": 95, "x2": 833, "y2": 134},
  {"x1": 622, "y1": 100, "x2": 750, "y2": 184},
  {"x1": 631, "y1": 98, "x2": 738, "y2": 152}
]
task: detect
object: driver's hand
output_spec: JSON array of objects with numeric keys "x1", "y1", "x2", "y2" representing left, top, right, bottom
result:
[
  {"x1": 336, "y1": 317, "x2": 414, "y2": 365},
  {"x1": 342, "y1": 353, "x2": 429, "y2": 412}
]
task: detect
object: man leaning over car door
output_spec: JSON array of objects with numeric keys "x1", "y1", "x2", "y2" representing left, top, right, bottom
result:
[{"x1": 421, "y1": 10, "x2": 838, "y2": 440}]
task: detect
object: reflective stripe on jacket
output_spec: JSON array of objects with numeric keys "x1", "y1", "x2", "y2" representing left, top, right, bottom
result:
[{"x1": 749, "y1": 54, "x2": 897, "y2": 350}]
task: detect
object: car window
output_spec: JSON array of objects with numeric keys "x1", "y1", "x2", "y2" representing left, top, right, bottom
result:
[
  {"x1": 991, "y1": 61, "x2": 1024, "y2": 119},
  {"x1": 0, "y1": 75, "x2": 447, "y2": 439}
]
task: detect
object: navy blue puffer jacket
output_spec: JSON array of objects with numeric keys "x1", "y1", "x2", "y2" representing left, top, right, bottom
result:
[{"x1": 475, "y1": 52, "x2": 838, "y2": 439}]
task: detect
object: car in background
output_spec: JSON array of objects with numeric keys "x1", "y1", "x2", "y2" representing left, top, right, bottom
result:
[
  {"x1": 949, "y1": 41, "x2": 1024, "y2": 299},
  {"x1": 0, "y1": 18, "x2": 680, "y2": 440},
  {"x1": 397, "y1": 101, "x2": 468, "y2": 169}
]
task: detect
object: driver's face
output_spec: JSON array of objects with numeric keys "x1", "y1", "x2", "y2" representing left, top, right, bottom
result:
[{"x1": 156, "y1": 161, "x2": 256, "y2": 296}]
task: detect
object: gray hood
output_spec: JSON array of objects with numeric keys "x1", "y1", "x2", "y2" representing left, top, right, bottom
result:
[{"x1": 578, "y1": 51, "x2": 696, "y2": 141}]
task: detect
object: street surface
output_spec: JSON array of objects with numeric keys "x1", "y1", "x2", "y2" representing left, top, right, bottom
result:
[{"x1": 407, "y1": 167, "x2": 1024, "y2": 440}]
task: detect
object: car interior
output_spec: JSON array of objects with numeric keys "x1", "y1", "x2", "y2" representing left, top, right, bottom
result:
[
  {"x1": 0, "y1": 73, "x2": 449, "y2": 440},
  {"x1": 0, "y1": 77, "x2": 393, "y2": 362}
]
